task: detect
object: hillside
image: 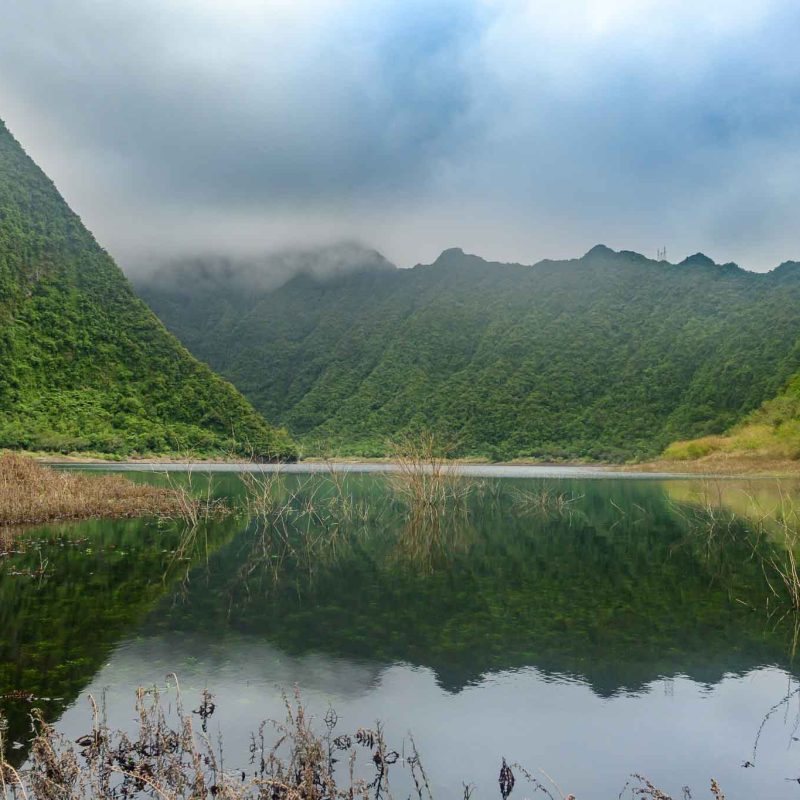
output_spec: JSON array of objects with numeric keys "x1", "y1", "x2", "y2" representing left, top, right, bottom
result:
[
  {"x1": 663, "y1": 369, "x2": 800, "y2": 465},
  {"x1": 0, "y1": 120, "x2": 295, "y2": 459},
  {"x1": 136, "y1": 246, "x2": 800, "y2": 462}
]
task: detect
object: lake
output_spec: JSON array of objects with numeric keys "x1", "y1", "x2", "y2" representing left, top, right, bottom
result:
[{"x1": 3, "y1": 467, "x2": 800, "y2": 798}]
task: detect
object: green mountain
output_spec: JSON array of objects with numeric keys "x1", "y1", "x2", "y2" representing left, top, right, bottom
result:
[
  {"x1": 0, "y1": 120, "x2": 295, "y2": 459},
  {"x1": 664, "y1": 366, "x2": 800, "y2": 462},
  {"x1": 136, "y1": 245, "x2": 800, "y2": 462}
]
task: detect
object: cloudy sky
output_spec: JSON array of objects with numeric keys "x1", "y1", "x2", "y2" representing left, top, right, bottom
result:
[{"x1": 1, "y1": 0, "x2": 799, "y2": 271}]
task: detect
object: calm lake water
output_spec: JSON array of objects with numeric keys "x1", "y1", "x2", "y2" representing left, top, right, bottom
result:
[{"x1": 3, "y1": 468, "x2": 800, "y2": 798}]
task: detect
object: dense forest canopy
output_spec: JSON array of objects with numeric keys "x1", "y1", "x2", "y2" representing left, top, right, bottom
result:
[
  {"x1": 136, "y1": 245, "x2": 800, "y2": 461},
  {"x1": 0, "y1": 119, "x2": 295, "y2": 459}
]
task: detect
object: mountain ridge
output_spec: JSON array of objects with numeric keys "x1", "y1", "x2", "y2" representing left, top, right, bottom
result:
[
  {"x1": 137, "y1": 243, "x2": 800, "y2": 461},
  {"x1": 0, "y1": 118, "x2": 296, "y2": 459}
]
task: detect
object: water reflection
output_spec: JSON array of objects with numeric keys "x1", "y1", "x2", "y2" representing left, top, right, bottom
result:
[
  {"x1": 144, "y1": 476, "x2": 800, "y2": 694},
  {"x1": 3, "y1": 473, "x2": 800, "y2": 796}
]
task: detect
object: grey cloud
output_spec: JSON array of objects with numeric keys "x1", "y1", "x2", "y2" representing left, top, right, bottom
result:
[
  {"x1": 1, "y1": 0, "x2": 800, "y2": 271},
  {"x1": 133, "y1": 241, "x2": 394, "y2": 288}
]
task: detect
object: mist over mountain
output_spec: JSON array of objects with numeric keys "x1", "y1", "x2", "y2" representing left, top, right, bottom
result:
[
  {"x1": 5, "y1": 2, "x2": 800, "y2": 271},
  {"x1": 137, "y1": 243, "x2": 800, "y2": 461},
  {"x1": 131, "y1": 242, "x2": 395, "y2": 292}
]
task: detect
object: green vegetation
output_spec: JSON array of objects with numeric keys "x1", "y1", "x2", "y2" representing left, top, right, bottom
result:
[
  {"x1": 137, "y1": 245, "x2": 800, "y2": 462},
  {"x1": 0, "y1": 120, "x2": 295, "y2": 460},
  {"x1": 664, "y1": 371, "x2": 800, "y2": 463}
]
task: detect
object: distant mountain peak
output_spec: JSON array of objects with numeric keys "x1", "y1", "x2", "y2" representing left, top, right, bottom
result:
[
  {"x1": 679, "y1": 253, "x2": 716, "y2": 268},
  {"x1": 431, "y1": 247, "x2": 491, "y2": 269},
  {"x1": 583, "y1": 244, "x2": 616, "y2": 259},
  {"x1": 133, "y1": 241, "x2": 395, "y2": 294},
  {"x1": 435, "y1": 247, "x2": 466, "y2": 260},
  {"x1": 769, "y1": 260, "x2": 800, "y2": 281}
]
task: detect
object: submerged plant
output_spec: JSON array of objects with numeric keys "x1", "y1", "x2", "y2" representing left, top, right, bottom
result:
[{"x1": 511, "y1": 486, "x2": 584, "y2": 518}]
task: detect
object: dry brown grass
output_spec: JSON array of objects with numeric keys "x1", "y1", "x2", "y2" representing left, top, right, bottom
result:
[
  {"x1": 0, "y1": 452, "x2": 186, "y2": 526},
  {"x1": 625, "y1": 453, "x2": 800, "y2": 477}
]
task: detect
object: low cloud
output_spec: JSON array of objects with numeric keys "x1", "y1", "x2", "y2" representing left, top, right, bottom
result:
[
  {"x1": 1, "y1": 0, "x2": 799, "y2": 270},
  {"x1": 134, "y1": 241, "x2": 394, "y2": 289}
]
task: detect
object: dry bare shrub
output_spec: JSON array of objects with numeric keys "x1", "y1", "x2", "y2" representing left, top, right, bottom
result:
[
  {"x1": 0, "y1": 453, "x2": 189, "y2": 527},
  {"x1": 239, "y1": 468, "x2": 283, "y2": 519},
  {"x1": 384, "y1": 433, "x2": 479, "y2": 564},
  {"x1": 0, "y1": 683, "x2": 430, "y2": 800},
  {"x1": 0, "y1": 685, "x2": 729, "y2": 800},
  {"x1": 387, "y1": 431, "x2": 466, "y2": 512}
]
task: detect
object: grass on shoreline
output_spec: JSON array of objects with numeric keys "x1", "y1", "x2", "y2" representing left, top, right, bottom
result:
[
  {"x1": 635, "y1": 453, "x2": 800, "y2": 477},
  {"x1": 0, "y1": 453, "x2": 188, "y2": 527},
  {"x1": 662, "y1": 378, "x2": 800, "y2": 469},
  {"x1": 11, "y1": 436, "x2": 799, "y2": 478}
]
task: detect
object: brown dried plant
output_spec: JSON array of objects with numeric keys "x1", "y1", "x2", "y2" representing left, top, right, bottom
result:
[
  {"x1": 0, "y1": 453, "x2": 187, "y2": 527},
  {"x1": 0, "y1": 684, "x2": 727, "y2": 800}
]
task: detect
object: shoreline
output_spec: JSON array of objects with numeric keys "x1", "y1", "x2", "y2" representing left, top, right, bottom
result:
[
  {"x1": 28, "y1": 451, "x2": 800, "y2": 478},
  {"x1": 37, "y1": 458, "x2": 791, "y2": 481}
]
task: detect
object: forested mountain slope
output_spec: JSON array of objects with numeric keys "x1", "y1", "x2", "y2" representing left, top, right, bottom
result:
[
  {"x1": 136, "y1": 246, "x2": 800, "y2": 461},
  {"x1": 0, "y1": 120, "x2": 295, "y2": 459},
  {"x1": 664, "y1": 366, "x2": 800, "y2": 463}
]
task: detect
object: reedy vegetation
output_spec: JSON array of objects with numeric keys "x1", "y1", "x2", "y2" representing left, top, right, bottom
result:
[
  {"x1": 7, "y1": 446, "x2": 800, "y2": 620},
  {"x1": 670, "y1": 482, "x2": 800, "y2": 617},
  {"x1": 0, "y1": 454, "x2": 185, "y2": 527}
]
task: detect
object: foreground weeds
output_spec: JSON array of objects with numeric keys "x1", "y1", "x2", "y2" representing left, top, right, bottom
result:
[
  {"x1": 0, "y1": 454, "x2": 189, "y2": 527},
  {"x1": 0, "y1": 683, "x2": 724, "y2": 800}
]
